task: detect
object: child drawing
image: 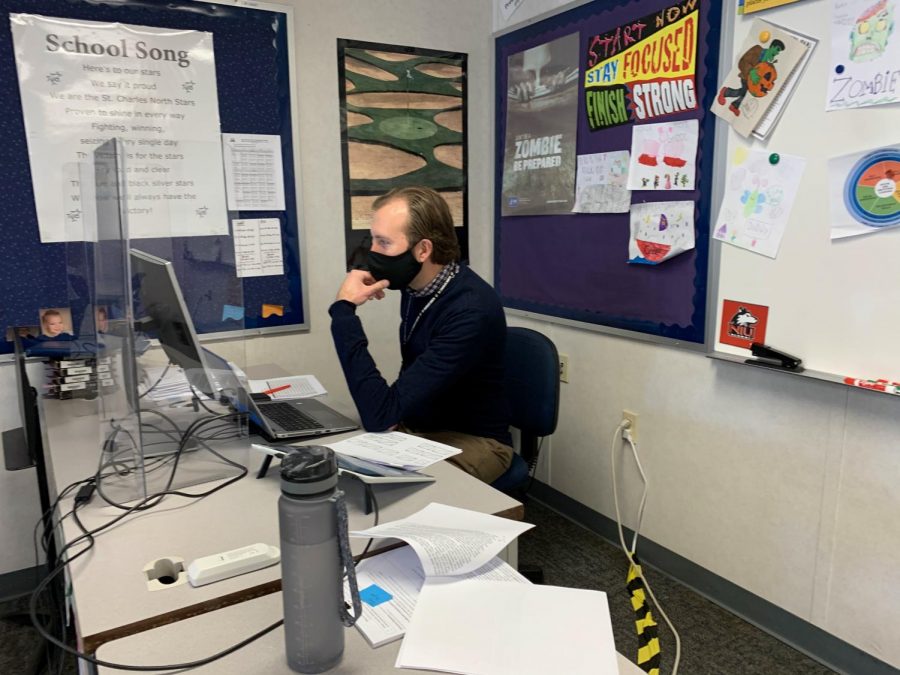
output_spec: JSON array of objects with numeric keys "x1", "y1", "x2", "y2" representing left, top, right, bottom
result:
[
  {"x1": 849, "y1": 0, "x2": 894, "y2": 62},
  {"x1": 717, "y1": 39, "x2": 785, "y2": 116}
]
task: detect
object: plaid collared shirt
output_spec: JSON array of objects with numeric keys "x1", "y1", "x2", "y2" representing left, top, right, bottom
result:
[{"x1": 407, "y1": 261, "x2": 460, "y2": 298}]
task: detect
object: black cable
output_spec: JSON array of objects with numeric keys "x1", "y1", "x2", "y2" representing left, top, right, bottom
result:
[
  {"x1": 30, "y1": 499, "x2": 283, "y2": 672},
  {"x1": 189, "y1": 384, "x2": 219, "y2": 414},
  {"x1": 94, "y1": 413, "x2": 245, "y2": 512},
  {"x1": 137, "y1": 363, "x2": 170, "y2": 399},
  {"x1": 524, "y1": 436, "x2": 545, "y2": 496}
]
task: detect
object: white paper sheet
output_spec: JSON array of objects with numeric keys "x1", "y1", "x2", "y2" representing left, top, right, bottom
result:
[
  {"x1": 222, "y1": 133, "x2": 286, "y2": 210},
  {"x1": 828, "y1": 144, "x2": 900, "y2": 239},
  {"x1": 499, "y1": 0, "x2": 525, "y2": 21},
  {"x1": 9, "y1": 14, "x2": 228, "y2": 243},
  {"x1": 572, "y1": 151, "x2": 631, "y2": 213},
  {"x1": 628, "y1": 200, "x2": 695, "y2": 264},
  {"x1": 232, "y1": 218, "x2": 284, "y2": 278},
  {"x1": 710, "y1": 19, "x2": 807, "y2": 137},
  {"x1": 348, "y1": 547, "x2": 528, "y2": 648},
  {"x1": 350, "y1": 503, "x2": 534, "y2": 576},
  {"x1": 396, "y1": 580, "x2": 619, "y2": 675},
  {"x1": 248, "y1": 375, "x2": 326, "y2": 399},
  {"x1": 627, "y1": 120, "x2": 698, "y2": 191},
  {"x1": 713, "y1": 149, "x2": 806, "y2": 258},
  {"x1": 752, "y1": 29, "x2": 817, "y2": 140},
  {"x1": 826, "y1": 0, "x2": 900, "y2": 111},
  {"x1": 140, "y1": 365, "x2": 193, "y2": 404},
  {"x1": 326, "y1": 432, "x2": 461, "y2": 470}
]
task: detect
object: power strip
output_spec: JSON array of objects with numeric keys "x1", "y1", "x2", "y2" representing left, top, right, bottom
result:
[{"x1": 187, "y1": 543, "x2": 280, "y2": 587}]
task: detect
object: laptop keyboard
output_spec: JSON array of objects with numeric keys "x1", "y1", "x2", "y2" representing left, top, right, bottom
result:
[{"x1": 260, "y1": 401, "x2": 324, "y2": 431}]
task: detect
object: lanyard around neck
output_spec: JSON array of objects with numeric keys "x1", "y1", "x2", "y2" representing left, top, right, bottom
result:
[{"x1": 402, "y1": 271, "x2": 456, "y2": 344}]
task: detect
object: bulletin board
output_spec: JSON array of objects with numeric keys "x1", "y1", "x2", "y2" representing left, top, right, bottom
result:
[
  {"x1": 711, "y1": 0, "x2": 900, "y2": 384},
  {"x1": 494, "y1": 0, "x2": 723, "y2": 345},
  {"x1": 0, "y1": 0, "x2": 305, "y2": 357}
]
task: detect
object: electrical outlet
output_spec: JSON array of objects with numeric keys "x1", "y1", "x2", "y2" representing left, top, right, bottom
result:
[
  {"x1": 622, "y1": 410, "x2": 638, "y2": 441},
  {"x1": 559, "y1": 354, "x2": 569, "y2": 383}
]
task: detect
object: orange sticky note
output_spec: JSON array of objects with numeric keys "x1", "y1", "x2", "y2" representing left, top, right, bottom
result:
[{"x1": 262, "y1": 303, "x2": 284, "y2": 318}]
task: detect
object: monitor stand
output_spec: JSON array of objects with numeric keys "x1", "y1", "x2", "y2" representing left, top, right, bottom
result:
[{"x1": 2, "y1": 427, "x2": 32, "y2": 471}]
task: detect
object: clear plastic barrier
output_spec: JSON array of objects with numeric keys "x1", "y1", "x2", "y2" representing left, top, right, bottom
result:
[{"x1": 87, "y1": 138, "x2": 248, "y2": 504}]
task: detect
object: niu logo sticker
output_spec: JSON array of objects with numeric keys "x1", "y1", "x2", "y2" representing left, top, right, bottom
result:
[
  {"x1": 728, "y1": 306, "x2": 759, "y2": 341},
  {"x1": 719, "y1": 299, "x2": 768, "y2": 350}
]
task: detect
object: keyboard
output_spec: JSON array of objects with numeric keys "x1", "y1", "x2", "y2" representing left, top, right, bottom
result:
[{"x1": 259, "y1": 401, "x2": 324, "y2": 431}]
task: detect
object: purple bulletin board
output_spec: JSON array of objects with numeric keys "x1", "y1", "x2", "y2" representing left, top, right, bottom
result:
[{"x1": 494, "y1": 0, "x2": 723, "y2": 345}]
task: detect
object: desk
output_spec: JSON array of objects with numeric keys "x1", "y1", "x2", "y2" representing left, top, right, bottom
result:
[
  {"x1": 39, "y1": 396, "x2": 522, "y2": 653},
  {"x1": 96, "y1": 591, "x2": 644, "y2": 675}
]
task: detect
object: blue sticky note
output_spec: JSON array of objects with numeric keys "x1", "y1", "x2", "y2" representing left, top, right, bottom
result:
[
  {"x1": 359, "y1": 584, "x2": 392, "y2": 607},
  {"x1": 221, "y1": 304, "x2": 245, "y2": 321}
]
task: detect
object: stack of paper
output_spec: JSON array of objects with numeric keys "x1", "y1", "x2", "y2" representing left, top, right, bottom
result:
[
  {"x1": 326, "y1": 432, "x2": 461, "y2": 472},
  {"x1": 397, "y1": 580, "x2": 620, "y2": 675},
  {"x1": 140, "y1": 365, "x2": 194, "y2": 404},
  {"x1": 348, "y1": 504, "x2": 532, "y2": 647},
  {"x1": 347, "y1": 503, "x2": 620, "y2": 675},
  {"x1": 349, "y1": 547, "x2": 527, "y2": 648}
]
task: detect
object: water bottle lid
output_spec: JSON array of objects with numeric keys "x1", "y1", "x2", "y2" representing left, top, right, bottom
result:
[{"x1": 280, "y1": 446, "x2": 338, "y2": 496}]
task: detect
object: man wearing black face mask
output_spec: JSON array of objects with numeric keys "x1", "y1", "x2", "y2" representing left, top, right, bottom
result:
[{"x1": 329, "y1": 187, "x2": 513, "y2": 484}]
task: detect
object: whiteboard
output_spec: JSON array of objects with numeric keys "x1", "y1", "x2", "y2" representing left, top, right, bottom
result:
[{"x1": 711, "y1": 0, "x2": 900, "y2": 384}]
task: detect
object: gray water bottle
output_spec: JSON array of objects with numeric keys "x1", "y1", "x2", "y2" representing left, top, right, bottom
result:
[{"x1": 279, "y1": 446, "x2": 344, "y2": 673}]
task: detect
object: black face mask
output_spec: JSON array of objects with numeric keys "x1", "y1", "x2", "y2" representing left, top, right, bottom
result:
[{"x1": 366, "y1": 248, "x2": 422, "y2": 290}]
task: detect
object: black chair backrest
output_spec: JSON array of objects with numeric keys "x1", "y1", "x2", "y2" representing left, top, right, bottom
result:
[{"x1": 504, "y1": 327, "x2": 560, "y2": 439}]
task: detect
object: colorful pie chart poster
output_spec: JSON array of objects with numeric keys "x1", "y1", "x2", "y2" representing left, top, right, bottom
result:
[
  {"x1": 628, "y1": 200, "x2": 695, "y2": 264},
  {"x1": 829, "y1": 145, "x2": 900, "y2": 239}
]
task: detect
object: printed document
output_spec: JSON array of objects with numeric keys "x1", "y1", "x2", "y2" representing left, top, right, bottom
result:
[
  {"x1": 248, "y1": 375, "x2": 326, "y2": 399},
  {"x1": 222, "y1": 133, "x2": 286, "y2": 211},
  {"x1": 347, "y1": 546, "x2": 528, "y2": 647},
  {"x1": 326, "y1": 432, "x2": 461, "y2": 471},
  {"x1": 350, "y1": 503, "x2": 534, "y2": 576}
]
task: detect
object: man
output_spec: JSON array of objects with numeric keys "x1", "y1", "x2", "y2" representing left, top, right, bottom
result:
[{"x1": 329, "y1": 187, "x2": 513, "y2": 483}]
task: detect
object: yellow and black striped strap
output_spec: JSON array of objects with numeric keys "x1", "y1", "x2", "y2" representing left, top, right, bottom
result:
[{"x1": 627, "y1": 556, "x2": 661, "y2": 675}]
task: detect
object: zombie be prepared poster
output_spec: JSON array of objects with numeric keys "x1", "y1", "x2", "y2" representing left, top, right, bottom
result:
[
  {"x1": 583, "y1": 1, "x2": 699, "y2": 131},
  {"x1": 501, "y1": 32, "x2": 579, "y2": 216}
]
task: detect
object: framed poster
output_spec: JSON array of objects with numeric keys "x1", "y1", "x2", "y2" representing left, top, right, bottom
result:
[{"x1": 337, "y1": 39, "x2": 468, "y2": 266}]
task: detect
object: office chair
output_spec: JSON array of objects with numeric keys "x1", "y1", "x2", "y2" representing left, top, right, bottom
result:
[{"x1": 491, "y1": 327, "x2": 560, "y2": 497}]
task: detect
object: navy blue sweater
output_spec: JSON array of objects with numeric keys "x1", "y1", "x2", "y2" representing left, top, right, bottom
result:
[{"x1": 329, "y1": 265, "x2": 512, "y2": 446}]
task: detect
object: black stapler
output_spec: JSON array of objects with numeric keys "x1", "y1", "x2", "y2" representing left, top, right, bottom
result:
[{"x1": 745, "y1": 343, "x2": 804, "y2": 372}]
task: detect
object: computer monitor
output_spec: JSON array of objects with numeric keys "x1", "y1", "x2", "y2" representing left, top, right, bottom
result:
[{"x1": 129, "y1": 249, "x2": 216, "y2": 399}]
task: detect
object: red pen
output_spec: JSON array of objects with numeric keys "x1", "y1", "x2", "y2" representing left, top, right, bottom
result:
[{"x1": 263, "y1": 384, "x2": 291, "y2": 395}]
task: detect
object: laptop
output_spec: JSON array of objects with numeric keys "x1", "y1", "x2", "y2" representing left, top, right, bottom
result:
[{"x1": 202, "y1": 349, "x2": 359, "y2": 440}]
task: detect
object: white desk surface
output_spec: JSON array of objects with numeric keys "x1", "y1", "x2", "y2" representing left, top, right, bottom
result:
[
  {"x1": 40, "y1": 396, "x2": 521, "y2": 653},
  {"x1": 96, "y1": 590, "x2": 643, "y2": 675}
]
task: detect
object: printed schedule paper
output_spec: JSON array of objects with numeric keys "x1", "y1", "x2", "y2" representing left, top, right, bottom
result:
[
  {"x1": 222, "y1": 133, "x2": 286, "y2": 211},
  {"x1": 232, "y1": 218, "x2": 284, "y2": 278}
]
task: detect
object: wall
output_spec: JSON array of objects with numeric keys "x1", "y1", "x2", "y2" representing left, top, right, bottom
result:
[
  {"x1": 4, "y1": 0, "x2": 898, "y2": 670},
  {"x1": 499, "y1": 0, "x2": 900, "y2": 669},
  {"x1": 0, "y1": 0, "x2": 494, "y2": 574}
]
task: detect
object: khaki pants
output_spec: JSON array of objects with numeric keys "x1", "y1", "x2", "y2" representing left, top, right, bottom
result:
[{"x1": 399, "y1": 426, "x2": 514, "y2": 484}]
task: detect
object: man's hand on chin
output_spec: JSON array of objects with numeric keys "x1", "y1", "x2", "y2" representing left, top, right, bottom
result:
[{"x1": 337, "y1": 269, "x2": 390, "y2": 306}]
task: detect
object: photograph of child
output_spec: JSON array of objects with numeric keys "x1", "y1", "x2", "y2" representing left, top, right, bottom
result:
[
  {"x1": 96, "y1": 306, "x2": 108, "y2": 333},
  {"x1": 39, "y1": 307, "x2": 73, "y2": 339}
]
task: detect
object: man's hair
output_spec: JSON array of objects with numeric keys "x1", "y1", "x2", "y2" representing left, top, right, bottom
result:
[{"x1": 373, "y1": 186, "x2": 460, "y2": 264}]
